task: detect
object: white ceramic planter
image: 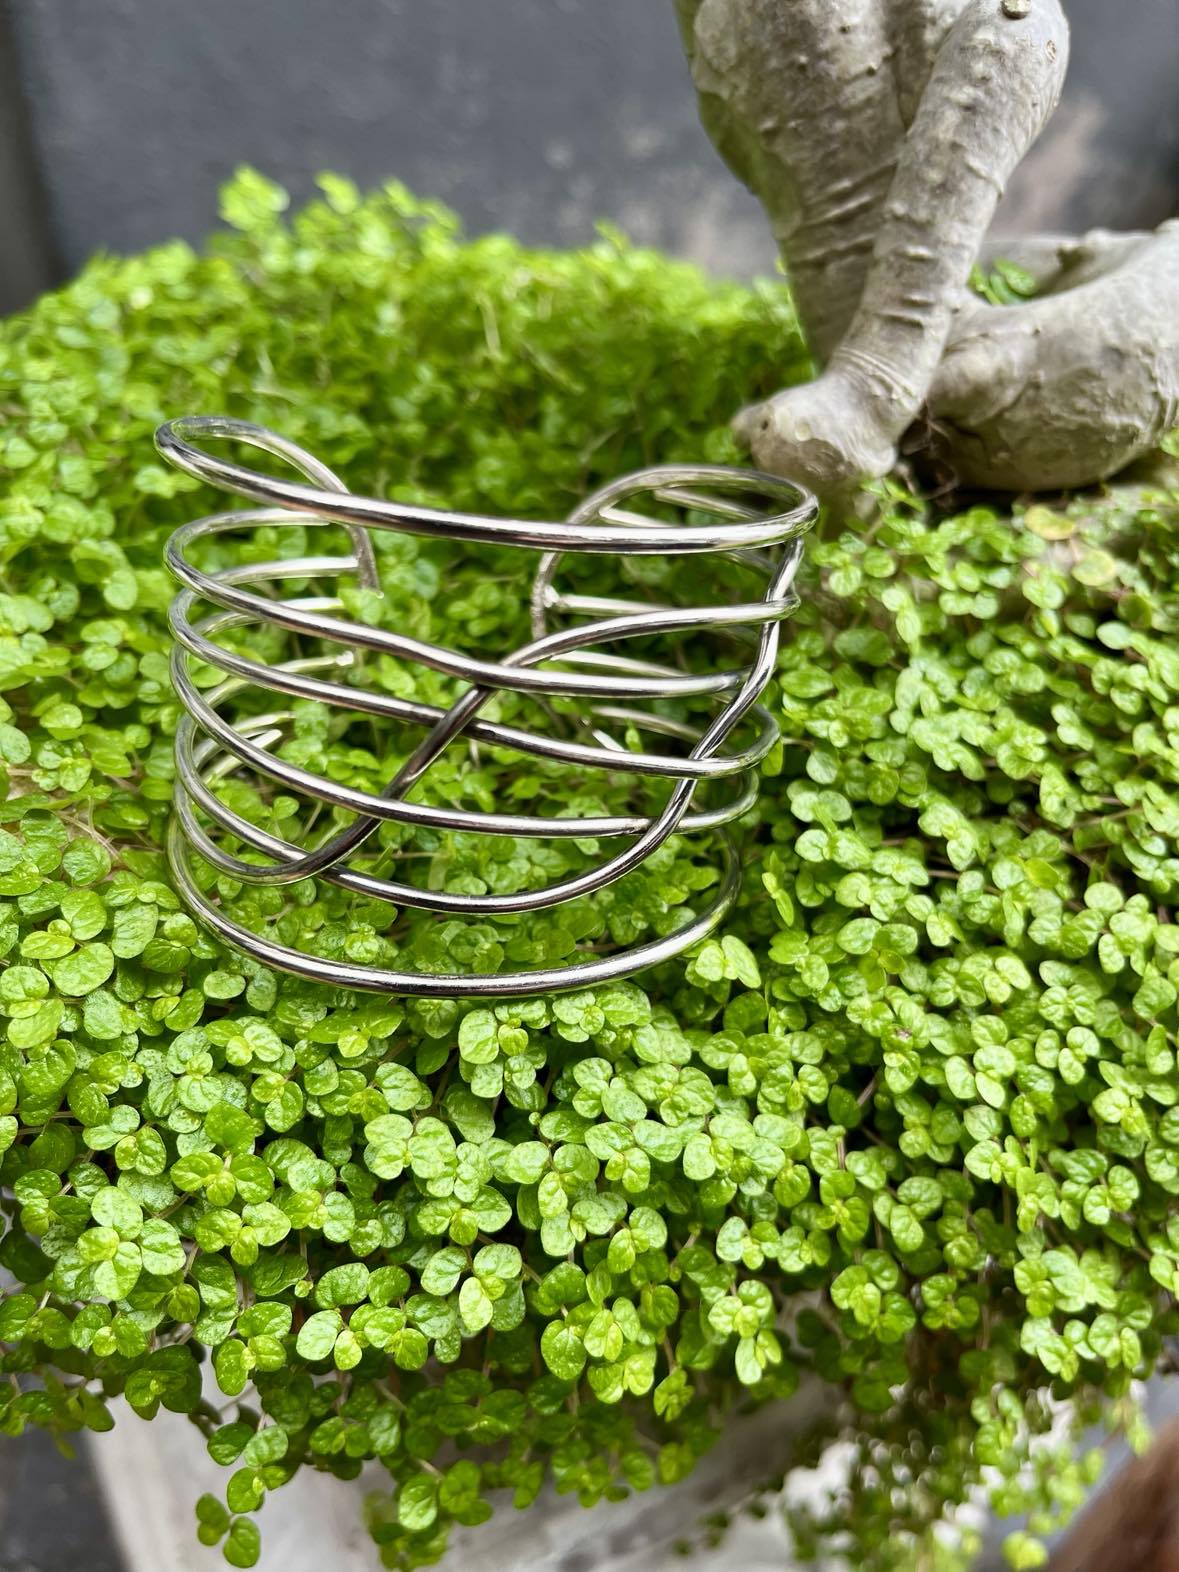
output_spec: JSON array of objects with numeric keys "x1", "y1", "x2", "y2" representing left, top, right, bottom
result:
[{"x1": 88, "y1": 1385, "x2": 824, "y2": 1572}]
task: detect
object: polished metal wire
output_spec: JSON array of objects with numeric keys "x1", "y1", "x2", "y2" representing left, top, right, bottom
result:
[{"x1": 157, "y1": 416, "x2": 816, "y2": 996}]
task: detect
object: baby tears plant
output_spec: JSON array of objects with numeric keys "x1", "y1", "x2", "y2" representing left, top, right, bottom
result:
[{"x1": 1, "y1": 170, "x2": 1177, "y2": 1571}]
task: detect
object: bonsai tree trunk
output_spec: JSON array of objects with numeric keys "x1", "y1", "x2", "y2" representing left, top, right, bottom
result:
[
  {"x1": 674, "y1": 0, "x2": 1179, "y2": 495},
  {"x1": 1046, "y1": 1418, "x2": 1179, "y2": 1572}
]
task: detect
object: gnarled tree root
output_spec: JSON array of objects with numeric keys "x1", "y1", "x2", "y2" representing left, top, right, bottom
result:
[
  {"x1": 930, "y1": 224, "x2": 1179, "y2": 489},
  {"x1": 742, "y1": 221, "x2": 1179, "y2": 493},
  {"x1": 677, "y1": 0, "x2": 1179, "y2": 497}
]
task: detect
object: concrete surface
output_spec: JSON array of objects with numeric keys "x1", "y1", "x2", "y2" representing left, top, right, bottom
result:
[
  {"x1": 0, "y1": 1, "x2": 57, "y2": 312},
  {"x1": 4, "y1": 0, "x2": 776, "y2": 299}
]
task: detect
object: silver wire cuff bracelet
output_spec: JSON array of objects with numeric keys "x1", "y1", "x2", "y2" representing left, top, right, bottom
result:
[{"x1": 156, "y1": 416, "x2": 816, "y2": 997}]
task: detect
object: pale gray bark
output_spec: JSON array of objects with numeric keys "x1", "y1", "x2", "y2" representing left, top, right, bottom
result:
[{"x1": 676, "y1": 0, "x2": 1179, "y2": 495}]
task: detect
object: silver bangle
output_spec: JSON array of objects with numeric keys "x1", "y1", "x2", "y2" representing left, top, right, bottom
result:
[{"x1": 157, "y1": 415, "x2": 815, "y2": 996}]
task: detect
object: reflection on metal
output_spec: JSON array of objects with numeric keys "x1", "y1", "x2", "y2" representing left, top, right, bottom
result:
[{"x1": 158, "y1": 416, "x2": 814, "y2": 995}]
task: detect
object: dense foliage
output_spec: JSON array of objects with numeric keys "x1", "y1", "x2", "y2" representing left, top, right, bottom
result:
[{"x1": 1, "y1": 171, "x2": 1177, "y2": 1571}]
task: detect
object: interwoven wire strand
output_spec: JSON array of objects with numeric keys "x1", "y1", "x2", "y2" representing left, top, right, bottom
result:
[{"x1": 157, "y1": 416, "x2": 816, "y2": 995}]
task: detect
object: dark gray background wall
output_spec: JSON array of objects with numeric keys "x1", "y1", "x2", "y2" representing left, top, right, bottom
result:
[
  {"x1": 0, "y1": 1427, "x2": 121, "y2": 1572},
  {"x1": 2, "y1": 0, "x2": 1178, "y2": 316}
]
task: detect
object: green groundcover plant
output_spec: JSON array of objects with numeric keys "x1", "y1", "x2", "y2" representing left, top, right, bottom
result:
[{"x1": 1, "y1": 170, "x2": 1178, "y2": 1571}]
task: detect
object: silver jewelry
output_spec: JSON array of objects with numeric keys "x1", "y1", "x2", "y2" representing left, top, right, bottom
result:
[{"x1": 158, "y1": 416, "x2": 814, "y2": 996}]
